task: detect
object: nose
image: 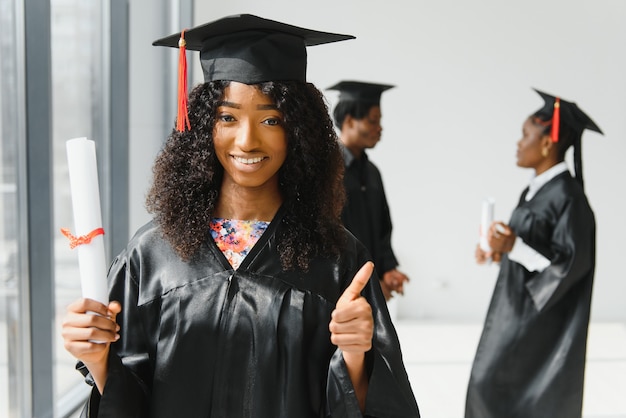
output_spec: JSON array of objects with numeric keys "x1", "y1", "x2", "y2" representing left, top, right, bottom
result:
[{"x1": 235, "y1": 120, "x2": 259, "y2": 150}]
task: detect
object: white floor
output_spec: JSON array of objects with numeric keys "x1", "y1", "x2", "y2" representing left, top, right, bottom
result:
[{"x1": 395, "y1": 320, "x2": 626, "y2": 418}]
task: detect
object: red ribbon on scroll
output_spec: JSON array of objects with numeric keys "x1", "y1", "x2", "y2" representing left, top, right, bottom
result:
[{"x1": 60, "y1": 227, "x2": 105, "y2": 249}]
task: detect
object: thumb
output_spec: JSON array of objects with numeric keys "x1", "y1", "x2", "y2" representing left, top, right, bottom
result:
[
  {"x1": 107, "y1": 301, "x2": 122, "y2": 319},
  {"x1": 337, "y1": 261, "x2": 374, "y2": 306}
]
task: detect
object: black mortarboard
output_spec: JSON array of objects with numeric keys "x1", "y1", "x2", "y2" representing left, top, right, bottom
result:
[
  {"x1": 532, "y1": 88, "x2": 603, "y2": 141},
  {"x1": 531, "y1": 88, "x2": 603, "y2": 187},
  {"x1": 327, "y1": 81, "x2": 395, "y2": 104},
  {"x1": 153, "y1": 14, "x2": 354, "y2": 132},
  {"x1": 153, "y1": 14, "x2": 355, "y2": 84}
]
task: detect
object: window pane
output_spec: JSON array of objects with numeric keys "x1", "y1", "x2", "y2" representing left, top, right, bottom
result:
[
  {"x1": 51, "y1": 0, "x2": 106, "y2": 404},
  {"x1": 1, "y1": 0, "x2": 23, "y2": 416}
]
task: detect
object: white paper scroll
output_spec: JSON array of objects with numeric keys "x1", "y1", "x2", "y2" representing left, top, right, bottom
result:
[
  {"x1": 479, "y1": 197, "x2": 495, "y2": 252},
  {"x1": 65, "y1": 137, "x2": 109, "y2": 305}
]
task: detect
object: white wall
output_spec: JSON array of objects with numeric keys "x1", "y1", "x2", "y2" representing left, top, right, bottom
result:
[{"x1": 129, "y1": 0, "x2": 625, "y2": 321}]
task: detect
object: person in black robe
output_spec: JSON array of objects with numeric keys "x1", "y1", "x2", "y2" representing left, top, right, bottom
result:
[
  {"x1": 465, "y1": 88, "x2": 603, "y2": 418},
  {"x1": 327, "y1": 81, "x2": 410, "y2": 301},
  {"x1": 61, "y1": 14, "x2": 420, "y2": 418}
]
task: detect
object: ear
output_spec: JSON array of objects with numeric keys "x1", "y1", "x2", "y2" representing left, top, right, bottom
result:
[
  {"x1": 540, "y1": 134, "x2": 553, "y2": 151},
  {"x1": 342, "y1": 114, "x2": 356, "y2": 131},
  {"x1": 539, "y1": 134, "x2": 560, "y2": 160}
]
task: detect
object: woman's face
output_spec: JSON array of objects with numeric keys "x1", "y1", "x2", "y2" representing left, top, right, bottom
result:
[
  {"x1": 213, "y1": 82, "x2": 287, "y2": 191},
  {"x1": 516, "y1": 117, "x2": 549, "y2": 170}
]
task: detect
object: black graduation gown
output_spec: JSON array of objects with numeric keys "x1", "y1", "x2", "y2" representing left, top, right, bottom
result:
[
  {"x1": 465, "y1": 172, "x2": 596, "y2": 418},
  {"x1": 340, "y1": 144, "x2": 398, "y2": 275},
  {"x1": 78, "y1": 208, "x2": 420, "y2": 418}
]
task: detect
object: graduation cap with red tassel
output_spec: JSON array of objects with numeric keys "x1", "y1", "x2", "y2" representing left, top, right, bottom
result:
[
  {"x1": 152, "y1": 14, "x2": 355, "y2": 132},
  {"x1": 532, "y1": 88, "x2": 602, "y2": 141},
  {"x1": 531, "y1": 88, "x2": 604, "y2": 187}
]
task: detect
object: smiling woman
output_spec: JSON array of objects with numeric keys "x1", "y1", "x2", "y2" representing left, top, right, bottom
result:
[{"x1": 60, "y1": 14, "x2": 420, "y2": 418}]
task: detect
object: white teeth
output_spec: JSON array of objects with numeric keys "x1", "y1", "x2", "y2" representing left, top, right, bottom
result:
[{"x1": 234, "y1": 156, "x2": 264, "y2": 164}]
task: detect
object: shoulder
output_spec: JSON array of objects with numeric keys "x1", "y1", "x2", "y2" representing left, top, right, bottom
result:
[
  {"x1": 126, "y1": 220, "x2": 169, "y2": 252},
  {"x1": 286, "y1": 227, "x2": 372, "y2": 298},
  {"x1": 362, "y1": 153, "x2": 382, "y2": 176},
  {"x1": 529, "y1": 173, "x2": 594, "y2": 223},
  {"x1": 108, "y1": 220, "x2": 175, "y2": 277},
  {"x1": 341, "y1": 226, "x2": 370, "y2": 257},
  {"x1": 331, "y1": 226, "x2": 373, "y2": 278},
  {"x1": 109, "y1": 220, "x2": 226, "y2": 305},
  {"x1": 548, "y1": 173, "x2": 591, "y2": 207},
  {"x1": 110, "y1": 220, "x2": 180, "y2": 265}
]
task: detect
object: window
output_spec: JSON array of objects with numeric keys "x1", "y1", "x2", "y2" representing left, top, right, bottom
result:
[
  {"x1": 1, "y1": 1, "x2": 128, "y2": 416},
  {"x1": 1, "y1": 0, "x2": 27, "y2": 415},
  {"x1": 51, "y1": 0, "x2": 108, "y2": 406}
]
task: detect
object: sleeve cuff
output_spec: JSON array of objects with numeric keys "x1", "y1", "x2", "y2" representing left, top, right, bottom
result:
[{"x1": 507, "y1": 237, "x2": 550, "y2": 272}]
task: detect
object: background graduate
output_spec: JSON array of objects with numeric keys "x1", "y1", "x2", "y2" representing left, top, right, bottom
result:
[
  {"x1": 61, "y1": 14, "x2": 419, "y2": 418},
  {"x1": 328, "y1": 81, "x2": 410, "y2": 301},
  {"x1": 466, "y1": 88, "x2": 602, "y2": 418}
]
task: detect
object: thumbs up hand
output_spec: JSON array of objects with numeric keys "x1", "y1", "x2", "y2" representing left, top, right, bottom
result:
[{"x1": 329, "y1": 261, "x2": 374, "y2": 354}]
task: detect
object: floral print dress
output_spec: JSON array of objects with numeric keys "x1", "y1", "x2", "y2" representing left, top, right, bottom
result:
[{"x1": 209, "y1": 218, "x2": 270, "y2": 269}]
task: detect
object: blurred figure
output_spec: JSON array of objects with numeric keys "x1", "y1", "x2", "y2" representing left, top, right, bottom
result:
[
  {"x1": 466, "y1": 88, "x2": 603, "y2": 418},
  {"x1": 328, "y1": 81, "x2": 410, "y2": 301}
]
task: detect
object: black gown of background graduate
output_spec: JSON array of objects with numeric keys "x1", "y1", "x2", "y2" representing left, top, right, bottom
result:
[
  {"x1": 78, "y1": 207, "x2": 420, "y2": 418},
  {"x1": 465, "y1": 171, "x2": 596, "y2": 418},
  {"x1": 340, "y1": 144, "x2": 399, "y2": 276}
]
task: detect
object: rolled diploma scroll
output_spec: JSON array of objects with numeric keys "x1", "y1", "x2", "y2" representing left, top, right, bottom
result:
[
  {"x1": 479, "y1": 197, "x2": 495, "y2": 252},
  {"x1": 66, "y1": 137, "x2": 109, "y2": 305}
]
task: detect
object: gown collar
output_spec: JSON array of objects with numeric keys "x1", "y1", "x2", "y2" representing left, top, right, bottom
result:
[
  {"x1": 526, "y1": 162, "x2": 569, "y2": 201},
  {"x1": 338, "y1": 140, "x2": 368, "y2": 167}
]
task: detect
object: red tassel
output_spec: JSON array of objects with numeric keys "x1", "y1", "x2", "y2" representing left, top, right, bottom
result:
[
  {"x1": 176, "y1": 30, "x2": 191, "y2": 132},
  {"x1": 550, "y1": 97, "x2": 560, "y2": 143}
]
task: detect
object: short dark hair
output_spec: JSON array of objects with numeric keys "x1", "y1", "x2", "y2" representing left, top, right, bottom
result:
[{"x1": 332, "y1": 100, "x2": 378, "y2": 128}]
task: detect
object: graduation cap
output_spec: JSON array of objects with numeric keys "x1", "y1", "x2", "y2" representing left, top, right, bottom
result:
[
  {"x1": 532, "y1": 88, "x2": 603, "y2": 143},
  {"x1": 532, "y1": 88, "x2": 603, "y2": 187},
  {"x1": 327, "y1": 81, "x2": 395, "y2": 105},
  {"x1": 153, "y1": 14, "x2": 355, "y2": 132}
]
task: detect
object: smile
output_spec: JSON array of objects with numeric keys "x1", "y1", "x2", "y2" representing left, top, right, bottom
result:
[{"x1": 233, "y1": 156, "x2": 265, "y2": 164}]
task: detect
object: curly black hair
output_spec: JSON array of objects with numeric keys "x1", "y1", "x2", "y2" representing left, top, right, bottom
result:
[{"x1": 146, "y1": 81, "x2": 346, "y2": 270}]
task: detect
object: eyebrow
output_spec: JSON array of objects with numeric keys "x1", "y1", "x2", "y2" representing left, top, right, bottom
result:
[
  {"x1": 218, "y1": 101, "x2": 240, "y2": 109},
  {"x1": 217, "y1": 101, "x2": 279, "y2": 111},
  {"x1": 256, "y1": 103, "x2": 279, "y2": 110}
]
